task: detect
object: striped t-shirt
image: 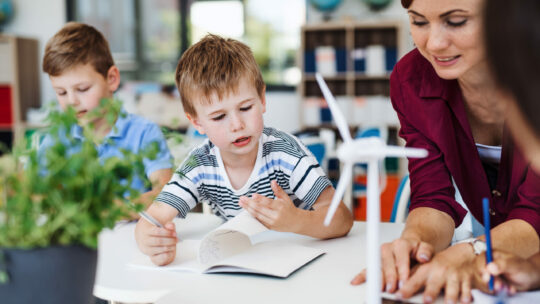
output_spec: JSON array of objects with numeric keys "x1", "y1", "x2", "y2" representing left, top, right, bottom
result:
[{"x1": 156, "y1": 127, "x2": 332, "y2": 220}]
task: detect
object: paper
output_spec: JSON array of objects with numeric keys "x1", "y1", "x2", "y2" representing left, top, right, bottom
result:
[
  {"x1": 471, "y1": 289, "x2": 540, "y2": 304},
  {"x1": 382, "y1": 292, "x2": 443, "y2": 304},
  {"x1": 130, "y1": 211, "x2": 325, "y2": 278}
]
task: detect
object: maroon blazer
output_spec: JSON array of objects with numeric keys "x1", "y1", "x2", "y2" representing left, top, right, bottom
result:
[{"x1": 391, "y1": 49, "x2": 540, "y2": 237}]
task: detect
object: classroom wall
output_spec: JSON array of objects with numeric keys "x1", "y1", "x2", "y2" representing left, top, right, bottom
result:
[
  {"x1": 3, "y1": 0, "x2": 67, "y2": 107},
  {"x1": 264, "y1": 91, "x2": 301, "y2": 134}
]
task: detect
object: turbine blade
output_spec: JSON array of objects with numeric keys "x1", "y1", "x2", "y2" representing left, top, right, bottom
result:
[
  {"x1": 378, "y1": 146, "x2": 428, "y2": 158},
  {"x1": 324, "y1": 163, "x2": 352, "y2": 226},
  {"x1": 315, "y1": 73, "x2": 352, "y2": 142}
]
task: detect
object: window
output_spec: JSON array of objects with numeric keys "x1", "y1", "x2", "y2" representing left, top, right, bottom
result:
[
  {"x1": 69, "y1": 0, "x2": 181, "y2": 83},
  {"x1": 69, "y1": 0, "x2": 305, "y2": 88},
  {"x1": 244, "y1": 0, "x2": 305, "y2": 87}
]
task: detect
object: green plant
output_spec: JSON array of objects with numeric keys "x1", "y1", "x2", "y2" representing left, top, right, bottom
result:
[{"x1": 0, "y1": 99, "x2": 156, "y2": 251}]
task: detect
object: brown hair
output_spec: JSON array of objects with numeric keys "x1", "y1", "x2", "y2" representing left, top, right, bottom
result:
[
  {"x1": 43, "y1": 22, "x2": 114, "y2": 78},
  {"x1": 485, "y1": 0, "x2": 540, "y2": 134},
  {"x1": 401, "y1": 0, "x2": 413, "y2": 8},
  {"x1": 175, "y1": 34, "x2": 265, "y2": 116}
]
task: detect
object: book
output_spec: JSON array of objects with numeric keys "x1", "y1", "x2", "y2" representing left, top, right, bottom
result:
[{"x1": 130, "y1": 211, "x2": 325, "y2": 278}]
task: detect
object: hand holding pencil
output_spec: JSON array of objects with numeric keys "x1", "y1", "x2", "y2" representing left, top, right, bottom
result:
[
  {"x1": 135, "y1": 204, "x2": 179, "y2": 266},
  {"x1": 482, "y1": 250, "x2": 540, "y2": 294}
]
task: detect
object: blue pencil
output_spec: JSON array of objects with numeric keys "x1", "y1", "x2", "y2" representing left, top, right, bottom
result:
[{"x1": 482, "y1": 197, "x2": 494, "y2": 292}]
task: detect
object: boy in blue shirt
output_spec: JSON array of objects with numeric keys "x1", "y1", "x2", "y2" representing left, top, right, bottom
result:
[
  {"x1": 135, "y1": 34, "x2": 353, "y2": 266},
  {"x1": 40, "y1": 22, "x2": 174, "y2": 215}
]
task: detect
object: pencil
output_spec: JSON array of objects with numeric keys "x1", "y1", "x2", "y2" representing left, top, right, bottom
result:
[
  {"x1": 139, "y1": 211, "x2": 164, "y2": 228},
  {"x1": 482, "y1": 197, "x2": 494, "y2": 292}
]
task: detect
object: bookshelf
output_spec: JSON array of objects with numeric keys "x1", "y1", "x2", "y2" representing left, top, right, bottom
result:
[
  {"x1": 299, "y1": 21, "x2": 409, "y2": 220},
  {"x1": 299, "y1": 20, "x2": 407, "y2": 129},
  {"x1": 0, "y1": 35, "x2": 41, "y2": 150}
]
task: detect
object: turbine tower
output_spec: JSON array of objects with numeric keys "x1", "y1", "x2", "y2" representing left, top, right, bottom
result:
[{"x1": 316, "y1": 73, "x2": 427, "y2": 304}]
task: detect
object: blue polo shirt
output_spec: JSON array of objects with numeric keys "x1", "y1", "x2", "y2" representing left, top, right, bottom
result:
[{"x1": 38, "y1": 109, "x2": 173, "y2": 193}]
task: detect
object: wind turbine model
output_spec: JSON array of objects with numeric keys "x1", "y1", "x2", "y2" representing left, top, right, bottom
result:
[{"x1": 315, "y1": 73, "x2": 428, "y2": 304}]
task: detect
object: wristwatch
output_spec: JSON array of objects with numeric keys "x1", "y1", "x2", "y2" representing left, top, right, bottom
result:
[{"x1": 458, "y1": 238, "x2": 487, "y2": 255}]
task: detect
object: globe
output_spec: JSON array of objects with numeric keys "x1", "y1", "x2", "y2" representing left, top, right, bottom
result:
[
  {"x1": 363, "y1": 0, "x2": 393, "y2": 11},
  {"x1": 0, "y1": 0, "x2": 14, "y2": 28},
  {"x1": 309, "y1": 0, "x2": 343, "y2": 13}
]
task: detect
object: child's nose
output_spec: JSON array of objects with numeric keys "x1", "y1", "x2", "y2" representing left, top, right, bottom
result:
[
  {"x1": 229, "y1": 113, "x2": 244, "y2": 131},
  {"x1": 66, "y1": 92, "x2": 80, "y2": 106}
]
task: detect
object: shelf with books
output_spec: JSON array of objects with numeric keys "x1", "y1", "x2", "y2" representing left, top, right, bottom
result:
[{"x1": 299, "y1": 20, "x2": 406, "y2": 129}]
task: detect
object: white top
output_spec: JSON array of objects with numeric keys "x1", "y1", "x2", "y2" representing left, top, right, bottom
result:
[{"x1": 476, "y1": 143, "x2": 502, "y2": 164}]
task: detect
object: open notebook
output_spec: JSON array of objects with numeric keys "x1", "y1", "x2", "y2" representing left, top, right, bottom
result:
[{"x1": 130, "y1": 211, "x2": 325, "y2": 278}]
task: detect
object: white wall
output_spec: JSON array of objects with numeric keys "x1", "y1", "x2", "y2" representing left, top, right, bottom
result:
[
  {"x1": 3, "y1": 0, "x2": 66, "y2": 107},
  {"x1": 263, "y1": 91, "x2": 302, "y2": 134}
]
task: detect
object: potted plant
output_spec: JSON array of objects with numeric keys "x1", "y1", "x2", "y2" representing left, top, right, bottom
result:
[{"x1": 0, "y1": 100, "x2": 156, "y2": 303}]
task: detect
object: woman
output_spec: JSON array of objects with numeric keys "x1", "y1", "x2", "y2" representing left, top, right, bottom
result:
[
  {"x1": 481, "y1": 0, "x2": 540, "y2": 294},
  {"x1": 351, "y1": 0, "x2": 540, "y2": 303}
]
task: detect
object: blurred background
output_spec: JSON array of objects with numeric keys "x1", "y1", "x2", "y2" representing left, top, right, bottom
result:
[{"x1": 0, "y1": 0, "x2": 416, "y2": 221}]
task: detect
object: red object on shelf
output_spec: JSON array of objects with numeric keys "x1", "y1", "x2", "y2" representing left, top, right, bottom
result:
[
  {"x1": 0, "y1": 86, "x2": 13, "y2": 127},
  {"x1": 353, "y1": 174, "x2": 399, "y2": 222}
]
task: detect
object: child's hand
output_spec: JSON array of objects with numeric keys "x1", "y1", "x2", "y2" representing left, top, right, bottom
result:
[
  {"x1": 482, "y1": 250, "x2": 540, "y2": 293},
  {"x1": 135, "y1": 220, "x2": 178, "y2": 266},
  {"x1": 239, "y1": 180, "x2": 300, "y2": 232}
]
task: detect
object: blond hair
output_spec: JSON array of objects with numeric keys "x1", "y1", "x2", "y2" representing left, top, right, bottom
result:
[
  {"x1": 175, "y1": 34, "x2": 265, "y2": 116},
  {"x1": 43, "y1": 22, "x2": 114, "y2": 78}
]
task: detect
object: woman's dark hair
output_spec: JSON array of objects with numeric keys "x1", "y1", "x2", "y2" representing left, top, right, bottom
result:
[
  {"x1": 484, "y1": 0, "x2": 540, "y2": 134},
  {"x1": 401, "y1": 0, "x2": 413, "y2": 8}
]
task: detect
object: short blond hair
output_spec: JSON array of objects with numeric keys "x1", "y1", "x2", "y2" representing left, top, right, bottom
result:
[
  {"x1": 43, "y1": 22, "x2": 114, "y2": 78},
  {"x1": 175, "y1": 34, "x2": 265, "y2": 116}
]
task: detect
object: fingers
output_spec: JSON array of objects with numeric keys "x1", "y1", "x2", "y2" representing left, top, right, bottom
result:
[
  {"x1": 351, "y1": 268, "x2": 367, "y2": 285},
  {"x1": 422, "y1": 270, "x2": 446, "y2": 304},
  {"x1": 150, "y1": 248, "x2": 176, "y2": 266},
  {"x1": 271, "y1": 180, "x2": 287, "y2": 199},
  {"x1": 489, "y1": 260, "x2": 506, "y2": 276},
  {"x1": 414, "y1": 241, "x2": 433, "y2": 263},
  {"x1": 381, "y1": 243, "x2": 399, "y2": 292},
  {"x1": 137, "y1": 221, "x2": 178, "y2": 259},
  {"x1": 393, "y1": 239, "x2": 414, "y2": 287},
  {"x1": 398, "y1": 265, "x2": 429, "y2": 299},
  {"x1": 443, "y1": 272, "x2": 460, "y2": 304},
  {"x1": 460, "y1": 277, "x2": 472, "y2": 303},
  {"x1": 239, "y1": 196, "x2": 277, "y2": 227}
]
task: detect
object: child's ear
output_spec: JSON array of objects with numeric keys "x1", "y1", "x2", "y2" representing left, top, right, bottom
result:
[
  {"x1": 186, "y1": 113, "x2": 206, "y2": 135},
  {"x1": 106, "y1": 66, "x2": 121, "y2": 92}
]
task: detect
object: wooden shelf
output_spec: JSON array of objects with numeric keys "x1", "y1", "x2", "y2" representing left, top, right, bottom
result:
[
  {"x1": 0, "y1": 35, "x2": 41, "y2": 150},
  {"x1": 299, "y1": 20, "x2": 405, "y2": 128}
]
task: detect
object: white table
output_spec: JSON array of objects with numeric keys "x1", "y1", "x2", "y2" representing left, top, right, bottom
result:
[{"x1": 95, "y1": 213, "x2": 405, "y2": 304}]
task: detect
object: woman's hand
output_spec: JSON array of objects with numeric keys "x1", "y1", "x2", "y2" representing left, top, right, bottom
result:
[
  {"x1": 351, "y1": 237, "x2": 434, "y2": 293},
  {"x1": 397, "y1": 243, "x2": 488, "y2": 304},
  {"x1": 482, "y1": 250, "x2": 540, "y2": 293}
]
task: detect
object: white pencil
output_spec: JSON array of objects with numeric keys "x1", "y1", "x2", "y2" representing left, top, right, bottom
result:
[{"x1": 139, "y1": 211, "x2": 163, "y2": 228}]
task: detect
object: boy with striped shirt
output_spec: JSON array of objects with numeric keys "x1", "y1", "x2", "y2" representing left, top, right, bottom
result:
[{"x1": 135, "y1": 34, "x2": 353, "y2": 266}]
